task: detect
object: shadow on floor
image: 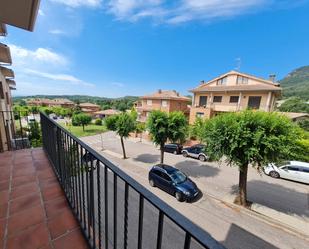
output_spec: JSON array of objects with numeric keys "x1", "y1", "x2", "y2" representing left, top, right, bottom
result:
[
  {"x1": 133, "y1": 153, "x2": 160, "y2": 163},
  {"x1": 221, "y1": 223, "x2": 279, "y2": 249},
  {"x1": 174, "y1": 160, "x2": 220, "y2": 178},
  {"x1": 230, "y1": 180, "x2": 309, "y2": 218}
]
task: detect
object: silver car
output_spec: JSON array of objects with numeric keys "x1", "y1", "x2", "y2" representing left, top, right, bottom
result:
[
  {"x1": 264, "y1": 161, "x2": 309, "y2": 184},
  {"x1": 181, "y1": 144, "x2": 208, "y2": 162}
]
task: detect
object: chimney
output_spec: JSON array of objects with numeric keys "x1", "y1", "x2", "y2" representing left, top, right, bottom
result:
[
  {"x1": 158, "y1": 89, "x2": 162, "y2": 93},
  {"x1": 269, "y1": 74, "x2": 276, "y2": 83},
  {"x1": 200, "y1": 80, "x2": 205, "y2": 85},
  {"x1": 177, "y1": 92, "x2": 179, "y2": 96}
]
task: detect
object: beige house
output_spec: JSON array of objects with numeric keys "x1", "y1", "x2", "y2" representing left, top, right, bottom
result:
[
  {"x1": 79, "y1": 102, "x2": 101, "y2": 115},
  {"x1": 135, "y1": 90, "x2": 191, "y2": 122},
  {"x1": 27, "y1": 98, "x2": 75, "y2": 108},
  {"x1": 94, "y1": 109, "x2": 120, "y2": 118},
  {"x1": 189, "y1": 71, "x2": 282, "y2": 124}
]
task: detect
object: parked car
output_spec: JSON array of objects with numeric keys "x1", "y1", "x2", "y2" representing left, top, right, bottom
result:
[
  {"x1": 263, "y1": 161, "x2": 309, "y2": 184},
  {"x1": 164, "y1": 143, "x2": 183, "y2": 155},
  {"x1": 181, "y1": 144, "x2": 208, "y2": 162},
  {"x1": 148, "y1": 164, "x2": 200, "y2": 202}
]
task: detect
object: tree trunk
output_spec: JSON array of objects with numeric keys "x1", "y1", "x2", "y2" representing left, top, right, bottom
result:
[
  {"x1": 160, "y1": 143, "x2": 164, "y2": 164},
  {"x1": 120, "y1": 136, "x2": 127, "y2": 159},
  {"x1": 82, "y1": 124, "x2": 85, "y2": 131},
  {"x1": 238, "y1": 164, "x2": 248, "y2": 206}
]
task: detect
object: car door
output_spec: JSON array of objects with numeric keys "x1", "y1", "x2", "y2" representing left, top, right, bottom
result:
[
  {"x1": 189, "y1": 147, "x2": 198, "y2": 158},
  {"x1": 277, "y1": 166, "x2": 290, "y2": 180},
  {"x1": 298, "y1": 167, "x2": 309, "y2": 184},
  {"x1": 158, "y1": 172, "x2": 173, "y2": 194},
  {"x1": 286, "y1": 166, "x2": 301, "y2": 181}
]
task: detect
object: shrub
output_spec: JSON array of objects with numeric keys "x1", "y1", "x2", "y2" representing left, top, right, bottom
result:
[{"x1": 95, "y1": 118, "x2": 102, "y2": 126}]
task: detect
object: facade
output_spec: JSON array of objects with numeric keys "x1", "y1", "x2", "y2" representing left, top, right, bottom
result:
[
  {"x1": 135, "y1": 90, "x2": 191, "y2": 122},
  {"x1": 189, "y1": 71, "x2": 282, "y2": 124},
  {"x1": 27, "y1": 98, "x2": 75, "y2": 108}
]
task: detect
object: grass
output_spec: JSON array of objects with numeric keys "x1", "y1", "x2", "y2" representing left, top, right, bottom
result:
[{"x1": 59, "y1": 122, "x2": 107, "y2": 137}]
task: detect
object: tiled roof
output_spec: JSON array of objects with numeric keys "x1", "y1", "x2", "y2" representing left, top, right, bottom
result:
[
  {"x1": 191, "y1": 84, "x2": 281, "y2": 93},
  {"x1": 79, "y1": 102, "x2": 100, "y2": 107},
  {"x1": 279, "y1": 112, "x2": 309, "y2": 120},
  {"x1": 141, "y1": 90, "x2": 190, "y2": 101}
]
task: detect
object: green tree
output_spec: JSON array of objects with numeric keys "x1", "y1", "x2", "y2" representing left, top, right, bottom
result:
[
  {"x1": 29, "y1": 120, "x2": 42, "y2": 147},
  {"x1": 105, "y1": 113, "x2": 136, "y2": 159},
  {"x1": 200, "y1": 110, "x2": 306, "y2": 206},
  {"x1": 147, "y1": 110, "x2": 188, "y2": 163},
  {"x1": 72, "y1": 113, "x2": 92, "y2": 131},
  {"x1": 135, "y1": 122, "x2": 146, "y2": 142},
  {"x1": 297, "y1": 119, "x2": 309, "y2": 131},
  {"x1": 95, "y1": 118, "x2": 102, "y2": 126},
  {"x1": 278, "y1": 97, "x2": 309, "y2": 113}
]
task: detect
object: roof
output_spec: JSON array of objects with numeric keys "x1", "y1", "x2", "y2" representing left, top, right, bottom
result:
[
  {"x1": 79, "y1": 102, "x2": 100, "y2": 108},
  {"x1": 191, "y1": 84, "x2": 281, "y2": 93},
  {"x1": 153, "y1": 164, "x2": 178, "y2": 174},
  {"x1": 141, "y1": 90, "x2": 190, "y2": 102},
  {"x1": 191, "y1": 70, "x2": 281, "y2": 93},
  {"x1": 0, "y1": 0, "x2": 41, "y2": 31},
  {"x1": 6, "y1": 79, "x2": 16, "y2": 86},
  {"x1": 279, "y1": 112, "x2": 309, "y2": 120},
  {"x1": 81, "y1": 108, "x2": 94, "y2": 112},
  {"x1": 94, "y1": 109, "x2": 120, "y2": 115},
  {"x1": 0, "y1": 66, "x2": 14, "y2": 78},
  {"x1": 0, "y1": 23, "x2": 7, "y2": 36},
  {"x1": 0, "y1": 43, "x2": 12, "y2": 64}
]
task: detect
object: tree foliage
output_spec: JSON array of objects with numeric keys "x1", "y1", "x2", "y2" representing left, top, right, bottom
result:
[
  {"x1": 147, "y1": 110, "x2": 188, "y2": 163},
  {"x1": 72, "y1": 113, "x2": 92, "y2": 131},
  {"x1": 199, "y1": 110, "x2": 306, "y2": 206},
  {"x1": 278, "y1": 97, "x2": 309, "y2": 113}
]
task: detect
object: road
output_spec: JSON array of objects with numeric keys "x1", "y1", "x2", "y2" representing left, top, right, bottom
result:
[{"x1": 80, "y1": 132, "x2": 309, "y2": 249}]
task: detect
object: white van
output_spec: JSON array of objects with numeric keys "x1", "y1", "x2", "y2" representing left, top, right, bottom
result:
[{"x1": 264, "y1": 161, "x2": 309, "y2": 184}]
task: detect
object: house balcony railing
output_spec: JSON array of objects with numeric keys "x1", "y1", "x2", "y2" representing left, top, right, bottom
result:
[{"x1": 40, "y1": 112, "x2": 225, "y2": 249}]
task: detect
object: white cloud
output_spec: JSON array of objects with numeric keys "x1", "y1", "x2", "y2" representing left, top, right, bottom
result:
[
  {"x1": 25, "y1": 69, "x2": 95, "y2": 87},
  {"x1": 105, "y1": 0, "x2": 280, "y2": 24},
  {"x1": 38, "y1": 9, "x2": 45, "y2": 16},
  {"x1": 9, "y1": 44, "x2": 68, "y2": 66},
  {"x1": 111, "y1": 82, "x2": 125, "y2": 87},
  {"x1": 49, "y1": 29, "x2": 66, "y2": 35},
  {"x1": 50, "y1": 0, "x2": 102, "y2": 8}
]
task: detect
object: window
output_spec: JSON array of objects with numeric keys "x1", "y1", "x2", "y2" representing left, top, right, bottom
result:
[
  {"x1": 229, "y1": 96, "x2": 239, "y2": 103},
  {"x1": 196, "y1": 112, "x2": 204, "y2": 118},
  {"x1": 160, "y1": 172, "x2": 171, "y2": 182},
  {"x1": 146, "y1": 99, "x2": 152, "y2": 106},
  {"x1": 161, "y1": 100, "x2": 168, "y2": 107},
  {"x1": 287, "y1": 166, "x2": 300, "y2": 171},
  {"x1": 5, "y1": 92, "x2": 9, "y2": 105},
  {"x1": 217, "y1": 76, "x2": 227, "y2": 85},
  {"x1": 213, "y1": 96, "x2": 222, "y2": 103},
  {"x1": 0, "y1": 82, "x2": 4, "y2": 99},
  {"x1": 248, "y1": 96, "x2": 261, "y2": 109},
  {"x1": 237, "y1": 76, "x2": 249, "y2": 84},
  {"x1": 199, "y1": 96, "x2": 207, "y2": 107}
]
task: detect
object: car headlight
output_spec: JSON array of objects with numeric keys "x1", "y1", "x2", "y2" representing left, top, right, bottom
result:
[{"x1": 183, "y1": 190, "x2": 191, "y2": 195}]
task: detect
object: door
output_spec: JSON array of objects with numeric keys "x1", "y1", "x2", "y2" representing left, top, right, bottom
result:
[
  {"x1": 158, "y1": 172, "x2": 173, "y2": 194},
  {"x1": 248, "y1": 96, "x2": 261, "y2": 109},
  {"x1": 298, "y1": 167, "x2": 309, "y2": 184},
  {"x1": 286, "y1": 166, "x2": 301, "y2": 181}
]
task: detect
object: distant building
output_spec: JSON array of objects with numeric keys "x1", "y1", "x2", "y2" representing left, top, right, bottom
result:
[
  {"x1": 279, "y1": 112, "x2": 309, "y2": 122},
  {"x1": 27, "y1": 98, "x2": 75, "y2": 108},
  {"x1": 189, "y1": 71, "x2": 282, "y2": 124},
  {"x1": 94, "y1": 109, "x2": 120, "y2": 118},
  {"x1": 135, "y1": 90, "x2": 191, "y2": 122},
  {"x1": 79, "y1": 102, "x2": 101, "y2": 115}
]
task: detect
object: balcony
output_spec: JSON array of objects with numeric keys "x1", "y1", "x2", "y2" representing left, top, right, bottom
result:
[{"x1": 1, "y1": 113, "x2": 224, "y2": 249}]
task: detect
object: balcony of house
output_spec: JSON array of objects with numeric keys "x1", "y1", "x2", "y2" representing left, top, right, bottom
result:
[{"x1": 0, "y1": 113, "x2": 224, "y2": 249}]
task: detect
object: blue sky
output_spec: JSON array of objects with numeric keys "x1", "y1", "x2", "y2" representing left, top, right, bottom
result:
[{"x1": 2, "y1": 0, "x2": 309, "y2": 97}]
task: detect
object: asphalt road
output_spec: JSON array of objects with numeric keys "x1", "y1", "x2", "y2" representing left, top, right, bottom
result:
[{"x1": 79, "y1": 132, "x2": 309, "y2": 249}]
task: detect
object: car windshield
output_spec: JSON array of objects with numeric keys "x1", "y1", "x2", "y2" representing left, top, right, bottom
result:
[{"x1": 170, "y1": 171, "x2": 187, "y2": 184}]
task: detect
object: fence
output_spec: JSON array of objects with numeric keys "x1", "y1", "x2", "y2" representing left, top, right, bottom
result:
[{"x1": 40, "y1": 112, "x2": 225, "y2": 249}]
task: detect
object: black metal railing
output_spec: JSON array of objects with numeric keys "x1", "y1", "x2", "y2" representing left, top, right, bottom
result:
[{"x1": 40, "y1": 112, "x2": 225, "y2": 249}]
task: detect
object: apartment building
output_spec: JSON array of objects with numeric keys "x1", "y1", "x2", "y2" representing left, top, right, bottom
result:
[
  {"x1": 27, "y1": 98, "x2": 75, "y2": 108},
  {"x1": 135, "y1": 90, "x2": 191, "y2": 122},
  {"x1": 189, "y1": 71, "x2": 282, "y2": 124}
]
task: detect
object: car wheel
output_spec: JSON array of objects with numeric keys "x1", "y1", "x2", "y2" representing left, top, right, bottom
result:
[
  {"x1": 149, "y1": 179, "x2": 156, "y2": 187},
  {"x1": 269, "y1": 171, "x2": 280, "y2": 178},
  {"x1": 173, "y1": 150, "x2": 177, "y2": 155},
  {"x1": 199, "y1": 155, "x2": 206, "y2": 162},
  {"x1": 175, "y1": 192, "x2": 184, "y2": 202},
  {"x1": 182, "y1": 151, "x2": 188, "y2": 157}
]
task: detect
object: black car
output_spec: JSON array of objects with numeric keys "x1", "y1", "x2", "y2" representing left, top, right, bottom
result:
[
  {"x1": 164, "y1": 143, "x2": 183, "y2": 155},
  {"x1": 181, "y1": 144, "x2": 208, "y2": 162},
  {"x1": 148, "y1": 164, "x2": 200, "y2": 202}
]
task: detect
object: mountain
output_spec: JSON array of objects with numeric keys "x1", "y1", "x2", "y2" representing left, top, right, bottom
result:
[{"x1": 280, "y1": 66, "x2": 309, "y2": 100}]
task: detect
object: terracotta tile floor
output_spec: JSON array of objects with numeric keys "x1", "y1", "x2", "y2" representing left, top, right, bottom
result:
[{"x1": 0, "y1": 148, "x2": 89, "y2": 249}]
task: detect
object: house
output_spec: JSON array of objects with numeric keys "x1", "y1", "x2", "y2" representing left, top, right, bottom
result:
[
  {"x1": 94, "y1": 109, "x2": 120, "y2": 118},
  {"x1": 279, "y1": 112, "x2": 309, "y2": 122},
  {"x1": 189, "y1": 71, "x2": 282, "y2": 124},
  {"x1": 79, "y1": 102, "x2": 101, "y2": 114},
  {"x1": 135, "y1": 90, "x2": 191, "y2": 122}
]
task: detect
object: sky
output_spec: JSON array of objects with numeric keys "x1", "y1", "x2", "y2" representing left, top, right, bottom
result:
[{"x1": 2, "y1": 0, "x2": 309, "y2": 98}]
